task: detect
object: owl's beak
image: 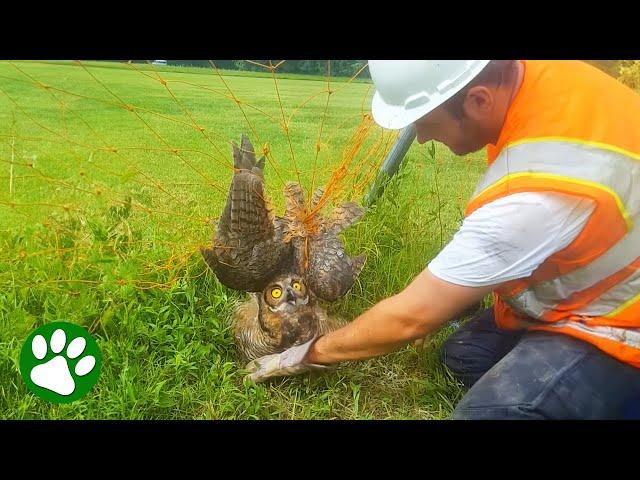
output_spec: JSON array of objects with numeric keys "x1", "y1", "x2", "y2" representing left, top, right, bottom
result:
[{"x1": 285, "y1": 287, "x2": 296, "y2": 305}]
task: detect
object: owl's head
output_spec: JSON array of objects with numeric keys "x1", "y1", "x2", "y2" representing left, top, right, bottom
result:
[{"x1": 262, "y1": 274, "x2": 309, "y2": 313}]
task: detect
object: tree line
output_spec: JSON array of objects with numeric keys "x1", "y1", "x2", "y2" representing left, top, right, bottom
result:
[
  {"x1": 164, "y1": 60, "x2": 369, "y2": 78},
  {"x1": 140, "y1": 60, "x2": 628, "y2": 81}
]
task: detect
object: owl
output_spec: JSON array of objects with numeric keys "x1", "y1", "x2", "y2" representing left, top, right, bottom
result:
[
  {"x1": 201, "y1": 134, "x2": 365, "y2": 361},
  {"x1": 233, "y1": 273, "x2": 339, "y2": 362}
]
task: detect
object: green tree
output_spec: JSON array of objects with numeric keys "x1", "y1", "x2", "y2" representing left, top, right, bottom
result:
[{"x1": 618, "y1": 60, "x2": 640, "y2": 91}]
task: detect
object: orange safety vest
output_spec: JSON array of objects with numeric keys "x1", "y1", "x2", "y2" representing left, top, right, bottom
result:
[{"x1": 466, "y1": 60, "x2": 640, "y2": 368}]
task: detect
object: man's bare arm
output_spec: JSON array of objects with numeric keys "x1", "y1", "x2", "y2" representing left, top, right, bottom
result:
[{"x1": 306, "y1": 269, "x2": 495, "y2": 364}]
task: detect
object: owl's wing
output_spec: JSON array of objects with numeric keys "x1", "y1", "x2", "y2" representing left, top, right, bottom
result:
[
  {"x1": 201, "y1": 134, "x2": 292, "y2": 292},
  {"x1": 326, "y1": 201, "x2": 365, "y2": 236},
  {"x1": 306, "y1": 201, "x2": 366, "y2": 302}
]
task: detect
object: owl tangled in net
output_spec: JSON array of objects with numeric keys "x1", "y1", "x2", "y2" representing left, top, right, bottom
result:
[{"x1": 201, "y1": 134, "x2": 366, "y2": 361}]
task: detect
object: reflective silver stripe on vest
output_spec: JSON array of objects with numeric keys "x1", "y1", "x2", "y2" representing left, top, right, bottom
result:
[
  {"x1": 543, "y1": 321, "x2": 640, "y2": 349},
  {"x1": 510, "y1": 264, "x2": 640, "y2": 319},
  {"x1": 474, "y1": 140, "x2": 640, "y2": 320},
  {"x1": 574, "y1": 269, "x2": 640, "y2": 317},
  {"x1": 523, "y1": 227, "x2": 640, "y2": 307},
  {"x1": 473, "y1": 141, "x2": 640, "y2": 220}
]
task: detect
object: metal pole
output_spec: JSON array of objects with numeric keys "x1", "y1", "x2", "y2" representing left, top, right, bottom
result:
[{"x1": 363, "y1": 124, "x2": 416, "y2": 207}]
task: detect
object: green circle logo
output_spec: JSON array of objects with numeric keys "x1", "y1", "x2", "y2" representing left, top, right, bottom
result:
[{"x1": 19, "y1": 321, "x2": 101, "y2": 403}]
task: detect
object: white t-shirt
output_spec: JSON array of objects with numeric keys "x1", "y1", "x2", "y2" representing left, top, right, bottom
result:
[{"x1": 427, "y1": 192, "x2": 596, "y2": 287}]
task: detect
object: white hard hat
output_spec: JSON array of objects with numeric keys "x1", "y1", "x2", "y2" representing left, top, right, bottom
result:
[{"x1": 368, "y1": 60, "x2": 491, "y2": 130}]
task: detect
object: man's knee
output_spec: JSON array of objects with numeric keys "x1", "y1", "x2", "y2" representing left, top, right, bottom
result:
[
  {"x1": 448, "y1": 347, "x2": 549, "y2": 420},
  {"x1": 440, "y1": 332, "x2": 475, "y2": 375},
  {"x1": 440, "y1": 309, "x2": 523, "y2": 387},
  {"x1": 440, "y1": 333, "x2": 495, "y2": 388}
]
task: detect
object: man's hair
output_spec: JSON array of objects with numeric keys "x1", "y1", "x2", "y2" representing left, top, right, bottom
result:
[{"x1": 442, "y1": 60, "x2": 518, "y2": 120}]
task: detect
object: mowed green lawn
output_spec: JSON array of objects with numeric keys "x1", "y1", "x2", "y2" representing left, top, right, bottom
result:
[{"x1": 0, "y1": 61, "x2": 486, "y2": 419}]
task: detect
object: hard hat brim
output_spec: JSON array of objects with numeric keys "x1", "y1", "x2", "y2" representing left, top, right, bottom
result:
[{"x1": 371, "y1": 90, "x2": 439, "y2": 130}]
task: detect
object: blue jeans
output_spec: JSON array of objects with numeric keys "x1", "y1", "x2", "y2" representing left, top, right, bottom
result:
[{"x1": 441, "y1": 309, "x2": 640, "y2": 419}]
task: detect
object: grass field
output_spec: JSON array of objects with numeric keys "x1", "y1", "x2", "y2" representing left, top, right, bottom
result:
[{"x1": 0, "y1": 61, "x2": 486, "y2": 419}]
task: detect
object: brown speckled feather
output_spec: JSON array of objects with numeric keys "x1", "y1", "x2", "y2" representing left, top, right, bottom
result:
[
  {"x1": 305, "y1": 200, "x2": 366, "y2": 301},
  {"x1": 284, "y1": 183, "x2": 366, "y2": 302},
  {"x1": 201, "y1": 134, "x2": 292, "y2": 292}
]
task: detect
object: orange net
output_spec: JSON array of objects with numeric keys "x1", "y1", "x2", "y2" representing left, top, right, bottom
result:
[{"x1": 0, "y1": 60, "x2": 399, "y2": 294}]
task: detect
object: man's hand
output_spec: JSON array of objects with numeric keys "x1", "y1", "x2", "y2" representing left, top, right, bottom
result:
[{"x1": 245, "y1": 336, "x2": 333, "y2": 383}]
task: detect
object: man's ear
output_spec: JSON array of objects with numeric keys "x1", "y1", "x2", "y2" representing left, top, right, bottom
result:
[{"x1": 462, "y1": 86, "x2": 495, "y2": 120}]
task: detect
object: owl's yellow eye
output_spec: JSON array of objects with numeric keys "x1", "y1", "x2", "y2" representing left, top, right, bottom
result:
[
  {"x1": 292, "y1": 281, "x2": 302, "y2": 291},
  {"x1": 271, "y1": 288, "x2": 282, "y2": 299}
]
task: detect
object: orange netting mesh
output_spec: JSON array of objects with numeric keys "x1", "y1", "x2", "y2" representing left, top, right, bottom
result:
[{"x1": 0, "y1": 60, "x2": 398, "y2": 294}]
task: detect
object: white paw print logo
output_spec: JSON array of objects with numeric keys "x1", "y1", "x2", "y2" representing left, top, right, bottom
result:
[
  {"x1": 20, "y1": 322, "x2": 101, "y2": 403},
  {"x1": 31, "y1": 328, "x2": 96, "y2": 395}
]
